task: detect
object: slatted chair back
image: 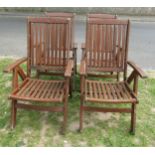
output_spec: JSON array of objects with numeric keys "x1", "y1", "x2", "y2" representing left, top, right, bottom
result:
[
  {"x1": 45, "y1": 12, "x2": 75, "y2": 49},
  {"x1": 27, "y1": 17, "x2": 70, "y2": 76},
  {"x1": 85, "y1": 18, "x2": 130, "y2": 79},
  {"x1": 88, "y1": 13, "x2": 117, "y2": 19}
]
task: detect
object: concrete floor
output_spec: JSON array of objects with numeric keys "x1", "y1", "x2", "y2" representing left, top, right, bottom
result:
[{"x1": 0, "y1": 15, "x2": 155, "y2": 70}]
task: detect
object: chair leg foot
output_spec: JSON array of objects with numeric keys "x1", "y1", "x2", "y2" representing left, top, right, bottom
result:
[
  {"x1": 59, "y1": 127, "x2": 66, "y2": 135},
  {"x1": 129, "y1": 129, "x2": 135, "y2": 135},
  {"x1": 78, "y1": 128, "x2": 83, "y2": 133},
  {"x1": 130, "y1": 103, "x2": 136, "y2": 135},
  {"x1": 10, "y1": 100, "x2": 17, "y2": 129}
]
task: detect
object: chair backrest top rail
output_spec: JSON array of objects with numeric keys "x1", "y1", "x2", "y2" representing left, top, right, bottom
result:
[
  {"x1": 45, "y1": 12, "x2": 75, "y2": 18},
  {"x1": 88, "y1": 13, "x2": 117, "y2": 19},
  {"x1": 28, "y1": 17, "x2": 70, "y2": 24},
  {"x1": 88, "y1": 18, "x2": 129, "y2": 25}
]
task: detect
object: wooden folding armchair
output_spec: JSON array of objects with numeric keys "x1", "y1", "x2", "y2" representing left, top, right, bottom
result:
[
  {"x1": 4, "y1": 17, "x2": 74, "y2": 134},
  {"x1": 44, "y1": 12, "x2": 77, "y2": 75},
  {"x1": 81, "y1": 13, "x2": 120, "y2": 80},
  {"x1": 80, "y1": 18, "x2": 147, "y2": 134}
]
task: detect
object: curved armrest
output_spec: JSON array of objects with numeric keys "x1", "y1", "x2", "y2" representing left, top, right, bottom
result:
[
  {"x1": 80, "y1": 59, "x2": 87, "y2": 76},
  {"x1": 64, "y1": 59, "x2": 74, "y2": 77},
  {"x1": 127, "y1": 60, "x2": 147, "y2": 78},
  {"x1": 3, "y1": 57, "x2": 27, "y2": 73}
]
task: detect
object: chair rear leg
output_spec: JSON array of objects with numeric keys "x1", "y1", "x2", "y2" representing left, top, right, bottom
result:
[
  {"x1": 130, "y1": 103, "x2": 136, "y2": 134},
  {"x1": 72, "y1": 72, "x2": 75, "y2": 91},
  {"x1": 79, "y1": 97, "x2": 84, "y2": 132},
  {"x1": 117, "y1": 72, "x2": 120, "y2": 81},
  {"x1": 69, "y1": 78, "x2": 73, "y2": 98},
  {"x1": 61, "y1": 98, "x2": 68, "y2": 135},
  {"x1": 36, "y1": 70, "x2": 40, "y2": 79},
  {"x1": 74, "y1": 50, "x2": 77, "y2": 74},
  {"x1": 11, "y1": 100, "x2": 17, "y2": 129}
]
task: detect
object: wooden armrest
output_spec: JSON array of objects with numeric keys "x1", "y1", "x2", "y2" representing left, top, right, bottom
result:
[
  {"x1": 64, "y1": 59, "x2": 74, "y2": 77},
  {"x1": 3, "y1": 57, "x2": 27, "y2": 73},
  {"x1": 72, "y1": 43, "x2": 78, "y2": 50},
  {"x1": 81, "y1": 43, "x2": 85, "y2": 49},
  {"x1": 80, "y1": 59, "x2": 87, "y2": 76},
  {"x1": 127, "y1": 60, "x2": 147, "y2": 78}
]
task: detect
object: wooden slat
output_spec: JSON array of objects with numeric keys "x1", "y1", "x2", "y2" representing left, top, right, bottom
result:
[
  {"x1": 89, "y1": 80, "x2": 93, "y2": 98},
  {"x1": 55, "y1": 82, "x2": 64, "y2": 98},
  {"x1": 121, "y1": 82, "x2": 131, "y2": 99},
  {"x1": 109, "y1": 83, "x2": 116, "y2": 99},
  {"x1": 105, "y1": 25, "x2": 108, "y2": 67},
  {"x1": 44, "y1": 82, "x2": 55, "y2": 99},
  {"x1": 50, "y1": 82, "x2": 59, "y2": 99},
  {"x1": 97, "y1": 82, "x2": 102, "y2": 99},
  {"x1": 24, "y1": 80, "x2": 41, "y2": 97},
  {"x1": 36, "y1": 81, "x2": 49, "y2": 99},
  {"x1": 116, "y1": 82, "x2": 126, "y2": 99},
  {"x1": 39, "y1": 81, "x2": 51, "y2": 99},
  {"x1": 112, "y1": 83, "x2": 122, "y2": 99},
  {"x1": 34, "y1": 81, "x2": 47, "y2": 98},
  {"x1": 17, "y1": 79, "x2": 34, "y2": 96}
]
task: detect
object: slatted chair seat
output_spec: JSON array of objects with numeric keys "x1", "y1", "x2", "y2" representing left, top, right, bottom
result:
[
  {"x1": 10, "y1": 78, "x2": 65, "y2": 102},
  {"x1": 85, "y1": 80, "x2": 138, "y2": 103}
]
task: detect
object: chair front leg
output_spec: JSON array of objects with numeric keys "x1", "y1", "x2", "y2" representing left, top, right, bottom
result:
[
  {"x1": 130, "y1": 103, "x2": 136, "y2": 134},
  {"x1": 11, "y1": 100, "x2": 17, "y2": 129},
  {"x1": 61, "y1": 77, "x2": 70, "y2": 135},
  {"x1": 73, "y1": 48, "x2": 77, "y2": 74},
  {"x1": 79, "y1": 75, "x2": 85, "y2": 132},
  {"x1": 127, "y1": 71, "x2": 139, "y2": 134},
  {"x1": 79, "y1": 93, "x2": 84, "y2": 132}
]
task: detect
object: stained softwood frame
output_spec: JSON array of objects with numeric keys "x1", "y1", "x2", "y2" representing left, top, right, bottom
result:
[
  {"x1": 80, "y1": 18, "x2": 147, "y2": 134},
  {"x1": 4, "y1": 17, "x2": 74, "y2": 134}
]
